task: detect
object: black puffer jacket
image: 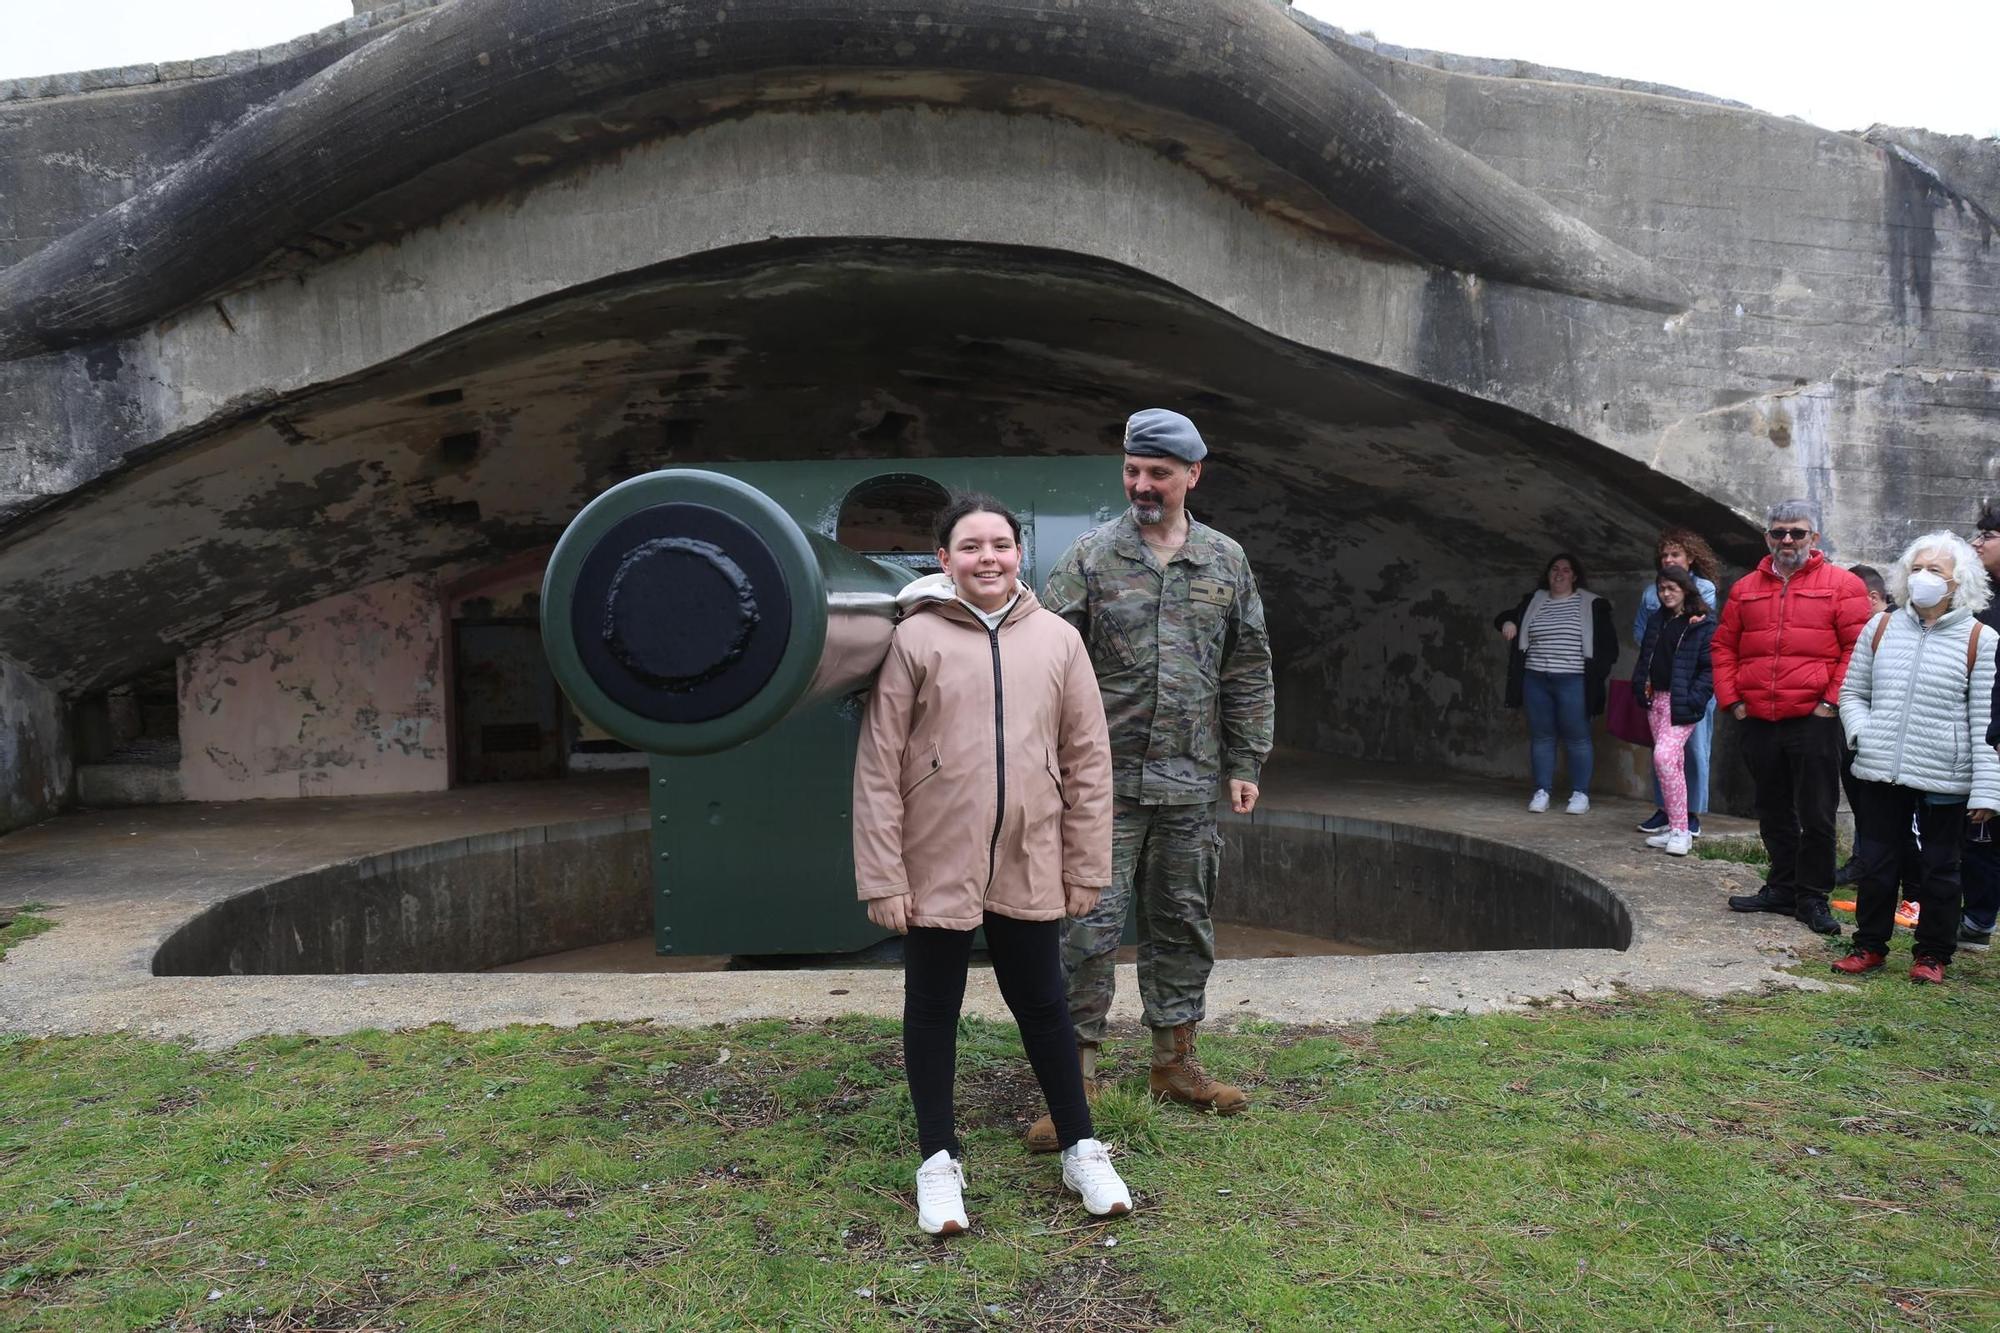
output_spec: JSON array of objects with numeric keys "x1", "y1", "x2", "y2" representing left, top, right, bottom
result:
[
  {"x1": 1632, "y1": 611, "x2": 1716, "y2": 725},
  {"x1": 1982, "y1": 573, "x2": 2000, "y2": 746}
]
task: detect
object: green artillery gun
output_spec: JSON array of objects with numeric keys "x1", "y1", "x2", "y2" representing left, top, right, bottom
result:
[{"x1": 541, "y1": 461, "x2": 1124, "y2": 957}]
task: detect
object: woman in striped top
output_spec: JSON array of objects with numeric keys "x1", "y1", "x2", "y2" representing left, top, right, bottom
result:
[{"x1": 1495, "y1": 554, "x2": 1621, "y2": 814}]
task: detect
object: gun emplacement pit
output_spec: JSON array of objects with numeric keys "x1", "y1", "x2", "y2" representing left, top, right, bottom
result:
[
  {"x1": 0, "y1": 757, "x2": 1782, "y2": 1048},
  {"x1": 149, "y1": 803, "x2": 1629, "y2": 978}
]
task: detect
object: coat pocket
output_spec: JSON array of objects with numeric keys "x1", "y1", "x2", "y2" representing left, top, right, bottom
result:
[
  {"x1": 1089, "y1": 611, "x2": 1140, "y2": 669},
  {"x1": 900, "y1": 743, "x2": 943, "y2": 798}
]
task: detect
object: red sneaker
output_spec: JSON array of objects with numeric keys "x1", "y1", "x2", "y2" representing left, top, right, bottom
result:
[
  {"x1": 1831, "y1": 948, "x2": 1887, "y2": 975},
  {"x1": 1909, "y1": 956, "x2": 1947, "y2": 985}
]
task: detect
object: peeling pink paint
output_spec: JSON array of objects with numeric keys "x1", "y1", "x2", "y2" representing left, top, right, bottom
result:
[{"x1": 179, "y1": 577, "x2": 448, "y2": 800}]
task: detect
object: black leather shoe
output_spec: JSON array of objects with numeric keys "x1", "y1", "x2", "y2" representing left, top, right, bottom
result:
[
  {"x1": 1797, "y1": 899, "x2": 1843, "y2": 936},
  {"x1": 1727, "y1": 885, "x2": 1796, "y2": 914}
]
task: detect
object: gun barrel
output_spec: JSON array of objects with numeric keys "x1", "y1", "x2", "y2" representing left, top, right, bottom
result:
[{"x1": 543, "y1": 469, "x2": 912, "y2": 755}]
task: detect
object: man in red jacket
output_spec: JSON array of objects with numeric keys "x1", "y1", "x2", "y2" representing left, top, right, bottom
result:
[{"x1": 1714, "y1": 500, "x2": 1873, "y2": 935}]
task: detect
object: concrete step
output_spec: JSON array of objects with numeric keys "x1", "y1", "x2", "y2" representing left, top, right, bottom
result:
[{"x1": 78, "y1": 762, "x2": 184, "y2": 807}]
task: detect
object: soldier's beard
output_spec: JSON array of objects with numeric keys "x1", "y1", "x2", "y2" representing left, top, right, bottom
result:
[{"x1": 1133, "y1": 497, "x2": 1165, "y2": 525}]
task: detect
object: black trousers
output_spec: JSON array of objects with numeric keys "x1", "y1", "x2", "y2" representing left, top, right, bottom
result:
[
  {"x1": 1740, "y1": 715, "x2": 1844, "y2": 904},
  {"x1": 1840, "y1": 750, "x2": 1924, "y2": 895},
  {"x1": 1849, "y1": 778, "x2": 1966, "y2": 961},
  {"x1": 904, "y1": 914, "x2": 1093, "y2": 1160}
]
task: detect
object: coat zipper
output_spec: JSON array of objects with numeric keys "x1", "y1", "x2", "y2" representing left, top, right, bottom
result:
[
  {"x1": 1888, "y1": 618, "x2": 1932, "y2": 781},
  {"x1": 985, "y1": 622, "x2": 1006, "y2": 891},
  {"x1": 1768, "y1": 575, "x2": 1789, "y2": 710}
]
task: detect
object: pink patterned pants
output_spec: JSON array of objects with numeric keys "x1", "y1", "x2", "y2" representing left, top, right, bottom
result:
[{"x1": 1648, "y1": 693, "x2": 1697, "y2": 833}]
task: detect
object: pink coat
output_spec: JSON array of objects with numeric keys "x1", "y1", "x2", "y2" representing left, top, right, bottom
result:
[{"x1": 852, "y1": 582, "x2": 1113, "y2": 930}]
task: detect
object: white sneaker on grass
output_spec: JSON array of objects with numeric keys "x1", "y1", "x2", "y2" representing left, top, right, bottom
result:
[
  {"x1": 1565, "y1": 793, "x2": 1590, "y2": 815},
  {"x1": 916, "y1": 1149, "x2": 968, "y2": 1236},
  {"x1": 1528, "y1": 789, "x2": 1551, "y2": 813},
  {"x1": 1664, "y1": 831, "x2": 1693, "y2": 856},
  {"x1": 1061, "y1": 1138, "x2": 1132, "y2": 1217}
]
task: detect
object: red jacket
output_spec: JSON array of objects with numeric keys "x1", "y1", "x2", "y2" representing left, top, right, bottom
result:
[{"x1": 1712, "y1": 551, "x2": 1872, "y2": 720}]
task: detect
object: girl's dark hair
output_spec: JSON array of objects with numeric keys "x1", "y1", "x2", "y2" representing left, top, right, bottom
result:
[
  {"x1": 933, "y1": 493, "x2": 1022, "y2": 551},
  {"x1": 1657, "y1": 565, "x2": 1710, "y2": 618},
  {"x1": 1544, "y1": 552, "x2": 1588, "y2": 590},
  {"x1": 1655, "y1": 527, "x2": 1721, "y2": 583}
]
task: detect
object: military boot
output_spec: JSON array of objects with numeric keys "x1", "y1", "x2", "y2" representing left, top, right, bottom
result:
[
  {"x1": 1148, "y1": 1023, "x2": 1248, "y2": 1115},
  {"x1": 1023, "y1": 1042, "x2": 1100, "y2": 1153}
]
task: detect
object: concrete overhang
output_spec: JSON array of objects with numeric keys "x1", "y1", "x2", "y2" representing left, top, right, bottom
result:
[
  {"x1": 0, "y1": 239, "x2": 1753, "y2": 696},
  {"x1": 0, "y1": 0, "x2": 1689, "y2": 362}
]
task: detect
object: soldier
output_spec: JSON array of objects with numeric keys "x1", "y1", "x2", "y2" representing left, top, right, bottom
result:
[{"x1": 1024, "y1": 408, "x2": 1275, "y2": 1151}]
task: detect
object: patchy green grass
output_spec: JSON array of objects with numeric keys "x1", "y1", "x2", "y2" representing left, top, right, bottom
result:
[
  {"x1": 1693, "y1": 835, "x2": 1772, "y2": 871},
  {"x1": 0, "y1": 904, "x2": 54, "y2": 963},
  {"x1": 4, "y1": 957, "x2": 2000, "y2": 1330},
  {"x1": 1695, "y1": 829, "x2": 1858, "y2": 876}
]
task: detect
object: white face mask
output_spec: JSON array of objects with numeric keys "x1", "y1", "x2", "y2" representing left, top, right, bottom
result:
[{"x1": 1907, "y1": 570, "x2": 1950, "y2": 609}]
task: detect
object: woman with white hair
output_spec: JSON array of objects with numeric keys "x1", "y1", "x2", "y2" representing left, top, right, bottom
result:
[{"x1": 1834, "y1": 531, "x2": 2000, "y2": 983}]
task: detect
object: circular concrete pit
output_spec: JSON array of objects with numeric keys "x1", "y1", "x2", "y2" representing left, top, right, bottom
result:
[{"x1": 150, "y1": 809, "x2": 1628, "y2": 977}]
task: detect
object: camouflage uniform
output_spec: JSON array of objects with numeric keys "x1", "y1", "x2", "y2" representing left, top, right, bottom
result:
[{"x1": 1043, "y1": 508, "x2": 1275, "y2": 1042}]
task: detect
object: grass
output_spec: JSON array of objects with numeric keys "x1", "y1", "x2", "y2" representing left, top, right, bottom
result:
[
  {"x1": 1696, "y1": 829, "x2": 1858, "y2": 874},
  {"x1": 0, "y1": 905, "x2": 54, "y2": 963},
  {"x1": 1693, "y1": 835, "x2": 1772, "y2": 870},
  {"x1": 3, "y1": 961, "x2": 1999, "y2": 1330}
]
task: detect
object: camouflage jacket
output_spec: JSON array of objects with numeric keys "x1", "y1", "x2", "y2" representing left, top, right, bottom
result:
[{"x1": 1044, "y1": 509, "x2": 1274, "y2": 805}]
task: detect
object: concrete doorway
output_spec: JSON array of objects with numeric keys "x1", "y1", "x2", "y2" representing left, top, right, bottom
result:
[{"x1": 454, "y1": 620, "x2": 564, "y2": 784}]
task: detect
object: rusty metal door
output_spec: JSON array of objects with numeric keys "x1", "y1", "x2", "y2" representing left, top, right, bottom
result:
[{"x1": 455, "y1": 619, "x2": 564, "y2": 783}]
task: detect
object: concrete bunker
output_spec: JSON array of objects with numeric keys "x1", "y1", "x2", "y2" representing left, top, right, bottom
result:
[
  {"x1": 150, "y1": 811, "x2": 1629, "y2": 976},
  {"x1": 3, "y1": 0, "x2": 1996, "y2": 866},
  {"x1": 0, "y1": 237, "x2": 1760, "y2": 818}
]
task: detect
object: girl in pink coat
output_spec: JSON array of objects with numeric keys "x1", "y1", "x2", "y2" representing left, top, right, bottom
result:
[{"x1": 853, "y1": 494, "x2": 1132, "y2": 1236}]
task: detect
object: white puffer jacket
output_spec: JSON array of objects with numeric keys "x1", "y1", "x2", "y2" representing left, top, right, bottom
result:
[{"x1": 1838, "y1": 606, "x2": 2000, "y2": 809}]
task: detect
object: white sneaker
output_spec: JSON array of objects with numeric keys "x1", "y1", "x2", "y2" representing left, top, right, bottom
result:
[
  {"x1": 1644, "y1": 831, "x2": 1673, "y2": 848},
  {"x1": 1565, "y1": 793, "x2": 1590, "y2": 815},
  {"x1": 1061, "y1": 1138, "x2": 1132, "y2": 1217},
  {"x1": 915, "y1": 1149, "x2": 968, "y2": 1236},
  {"x1": 1528, "y1": 789, "x2": 1551, "y2": 813},
  {"x1": 1664, "y1": 831, "x2": 1693, "y2": 856}
]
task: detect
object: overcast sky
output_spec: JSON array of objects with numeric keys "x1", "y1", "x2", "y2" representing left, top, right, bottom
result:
[{"x1": 5, "y1": 0, "x2": 1995, "y2": 139}]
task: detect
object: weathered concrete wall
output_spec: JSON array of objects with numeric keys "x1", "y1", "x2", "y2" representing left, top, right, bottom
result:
[
  {"x1": 443, "y1": 558, "x2": 543, "y2": 622},
  {"x1": 0, "y1": 6, "x2": 1993, "y2": 811},
  {"x1": 1868, "y1": 126, "x2": 2000, "y2": 223},
  {"x1": 0, "y1": 654, "x2": 69, "y2": 832},
  {"x1": 1223, "y1": 808, "x2": 1631, "y2": 953},
  {"x1": 5, "y1": 77, "x2": 1989, "y2": 555},
  {"x1": 1328, "y1": 36, "x2": 2000, "y2": 561},
  {"x1": 150, "y1": 811, "x2": 649, "y2": 974},
  {"x1": 3, "y1": 101, "x2": 1680, "y2": 521},
  {"x1": 179, "y1": 577, "x2": 446, "y2": 800},
  {"x1": 0, "y1": 2, "x2": 448, "y2": 268}
]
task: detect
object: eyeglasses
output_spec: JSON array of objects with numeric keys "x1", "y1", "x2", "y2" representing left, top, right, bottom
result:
[
  {"x1": 1766, "y1": 527, "x2": 1812, "y2": 542},
  {"x1": 1974, "y1": 531, "x2": 2000, "y2": 545}
]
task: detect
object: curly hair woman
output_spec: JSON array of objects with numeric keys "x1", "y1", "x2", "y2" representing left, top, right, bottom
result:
[{"x1": 1631, "y1": 527, "x2": 1725, "y2": 836}]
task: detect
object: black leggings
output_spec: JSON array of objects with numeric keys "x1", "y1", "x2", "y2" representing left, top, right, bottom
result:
[{"x1": 904, "y1": 914, "x2": 1093, "y2": 1159}]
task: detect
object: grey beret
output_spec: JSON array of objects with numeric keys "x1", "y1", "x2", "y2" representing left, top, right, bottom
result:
[{"x1": 1122, "y1": 408, "x2": 1207, "y2": 463}]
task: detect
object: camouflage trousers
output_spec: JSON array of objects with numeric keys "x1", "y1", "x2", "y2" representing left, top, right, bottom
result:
[{"x1": 1062, "y1": 797, "x2": 1220, "y2": 1044}]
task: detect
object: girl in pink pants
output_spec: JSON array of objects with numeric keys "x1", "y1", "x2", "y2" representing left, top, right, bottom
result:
[{"x1": 1631, "y1": 568, "x2": 1715, "y2": 856}]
